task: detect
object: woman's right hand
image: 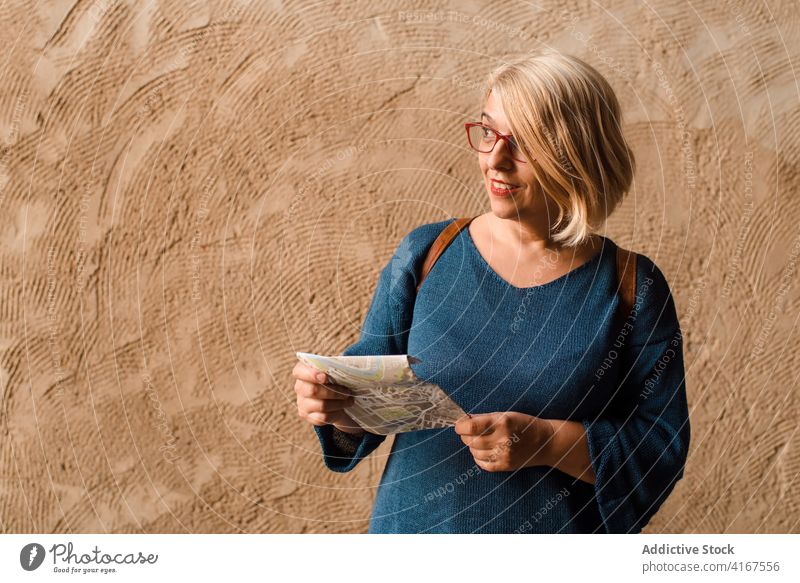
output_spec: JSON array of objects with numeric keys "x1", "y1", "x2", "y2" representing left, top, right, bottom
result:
[{"x1": 293, "y1": 361, "x2": 365, "y2": 436}]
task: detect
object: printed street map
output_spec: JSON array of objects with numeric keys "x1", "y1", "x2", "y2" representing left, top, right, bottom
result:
[{"x1": 296, "y1": 352, "x2": 467, "y2": 435}]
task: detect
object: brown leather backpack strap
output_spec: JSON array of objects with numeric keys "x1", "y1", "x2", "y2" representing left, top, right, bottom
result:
[
  {"x1": 615, "y1": 245, "x2": 637, "y2": 326},
  {"x1": 416, "y1": 217, "x2": 476, "y2": 293}
]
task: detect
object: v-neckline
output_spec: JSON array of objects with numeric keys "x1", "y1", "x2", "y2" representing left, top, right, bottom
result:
[{"x1": 462, "y1": 222, "x2": 609, "y2": 291}]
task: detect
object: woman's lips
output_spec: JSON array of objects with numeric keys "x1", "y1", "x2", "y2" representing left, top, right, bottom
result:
[{"x1": 490, "y1": 180, "x2": 521, "y2": 197}]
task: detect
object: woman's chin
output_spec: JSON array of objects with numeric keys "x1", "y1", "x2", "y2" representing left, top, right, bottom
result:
[{"x1": 488, "y1": 195, "x2": 523, "y2": 216}]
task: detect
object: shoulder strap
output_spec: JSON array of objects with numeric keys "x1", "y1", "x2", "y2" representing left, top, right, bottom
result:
[
  {"x1": 615, "y1": 245, "x2": 637, "y2": 325},
  {"x1": 416, "y1": 217, "x2": 476, "y2": 293}
]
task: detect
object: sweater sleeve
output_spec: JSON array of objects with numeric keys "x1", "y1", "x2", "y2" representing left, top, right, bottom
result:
[
  {"x1": 582, "y1": 256, "x2": 691, "y2": 533},
  {"x1": 313, "y1": 228, "x2": 424, "y2": 473}
]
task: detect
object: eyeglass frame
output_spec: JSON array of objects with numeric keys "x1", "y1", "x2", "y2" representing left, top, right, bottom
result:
[{"x1": 464, "y1": 122, "x2": 530, "y2": 163}]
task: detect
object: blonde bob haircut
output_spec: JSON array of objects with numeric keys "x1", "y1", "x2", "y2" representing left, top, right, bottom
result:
[{"x1": 484, "y1": 50, "x2": 635, "y2": 247}]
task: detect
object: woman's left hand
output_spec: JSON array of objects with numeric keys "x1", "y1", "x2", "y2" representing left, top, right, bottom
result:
[{"x1": 454, "y1": 411, "x2": 555, "y2": 472}]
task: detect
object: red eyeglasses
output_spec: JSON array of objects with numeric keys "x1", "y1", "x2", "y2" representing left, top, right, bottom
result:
[{"x1": 464, "y1": 122, "x2": 529, "y2": 163}]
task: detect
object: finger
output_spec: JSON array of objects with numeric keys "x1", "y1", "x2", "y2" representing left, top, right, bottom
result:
[
  {"x1": 300, "y1": 410, "x2": 328, "y2": 426},
  {"x1": 293, "y1": 361, "x2": 328, "y2": 384},
  {"x1": 321, "y1": 383, "x2": 353, "y2": 399},
  {"x1": 454, "y1": 414, "x2": 496, "y2": 436},
  {"x1": 306, "y1": 410, "x2": 352, "y2": 426},
  {"x1": 474, "y1": 458, "x2": 502, "y2": 472},
  {"x1": 459, "y1": 435, "x2": 495, "y2": 450},
  {"x1": 471, "y1": 447, "x2": 510, "y2": 466},
  {"x1": 295, "y1": 379, "x2": 351, "y2": 400},
  {"x1": 299, "y1": 396, "x2": 355, "y2": 415},
  {"x1": 469, "y1": 446, "x2": 500, "y2": 461}
]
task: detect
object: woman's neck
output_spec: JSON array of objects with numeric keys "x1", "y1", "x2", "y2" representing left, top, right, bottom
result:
[
  {"x1": 487, "y1": 213, "x2": 559, "y2": 253},
  {"x1": 485, "y1": 213, "x2": 602, "y2": 259}
]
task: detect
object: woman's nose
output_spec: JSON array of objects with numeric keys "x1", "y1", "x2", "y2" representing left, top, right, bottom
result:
[{"x1": 487, "y1": 139, "x2": 514, "y2": 169}]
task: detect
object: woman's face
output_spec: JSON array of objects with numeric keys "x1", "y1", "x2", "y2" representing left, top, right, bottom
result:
[{"x1": 478, "y1": 91, "x2": 554, "y2": 224}]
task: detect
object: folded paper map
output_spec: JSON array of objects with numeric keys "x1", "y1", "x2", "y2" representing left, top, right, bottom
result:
[{"x1": 296, "y1": 352, "x2": 467, "y2": 435}]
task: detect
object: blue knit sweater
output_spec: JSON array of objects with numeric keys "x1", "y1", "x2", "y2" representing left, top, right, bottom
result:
[{"x1": 314, "y1": 218, "x2": 690, "y2": 534}]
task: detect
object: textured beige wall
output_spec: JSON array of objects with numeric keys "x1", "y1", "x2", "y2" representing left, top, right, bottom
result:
[{"x1": 1, "y1": 0, "x2": 798, "y2": 533}]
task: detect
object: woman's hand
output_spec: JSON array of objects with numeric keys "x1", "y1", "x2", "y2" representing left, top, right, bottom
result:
[
  {"x1": 454, "y1": 411, "x2": 555, "y2": 472},
  {"x1": 293, "y1": 361, "x2": 365, "y2": 436}
]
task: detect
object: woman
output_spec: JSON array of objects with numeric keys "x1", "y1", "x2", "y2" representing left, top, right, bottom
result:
[{"x1": 293, "y1": 50, "x2": 690, "y2": 534}]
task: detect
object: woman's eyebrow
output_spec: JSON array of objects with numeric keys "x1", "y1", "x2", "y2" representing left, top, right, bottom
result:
[{"x1": 481, "y1": 112, "x2": 513, "y2": 136}]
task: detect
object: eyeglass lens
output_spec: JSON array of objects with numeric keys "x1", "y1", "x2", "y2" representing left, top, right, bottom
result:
[{"x1": 467, "y1": 125, "x2": 525, "y2": 162}]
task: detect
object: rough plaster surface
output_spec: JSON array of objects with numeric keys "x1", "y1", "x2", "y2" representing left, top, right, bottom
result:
[{"x1": 1, "y1": 0, "x2": 799, "y2": 533}]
